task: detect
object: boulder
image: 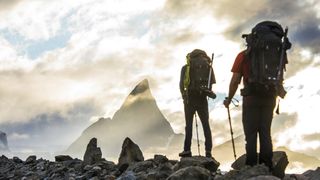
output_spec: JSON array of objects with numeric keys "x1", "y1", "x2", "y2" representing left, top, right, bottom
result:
[
  {"x1": 118, "y1": 137, "x2": 144, "y2": 168},
  {"x1": 25, "y1": 155, "x2": 36, "y2": 164},
  {"x1": 83, "y1": 138, "x2": 102, "y2": 165},
  {"x1": 303, "y1": 167, "x2": 320, "y2": 180},
  {"x1": 154, "y1": 154, "x2": 169, "y2": 164},
  {"x1": 218, "y1": 164, "x2": 272, "y2": 180},
  {"x1": 126, "y1": 160, "x2": 155, "y2": 173},
  {"x1": 174, "y1": 156, "x2": 220, "y2": 172},
  {"x1": 147, "y1": 162, "x2": 174, "y2": 180},
  {"x1": 247, "y1": 175, "x2": 280, "y2": 180},
  {"x1": 0, "y1": 155, "x2": 14, "y2": 176},
  {"x1": 283, "y1": 174, "x2": 309, "y2": 180},
  {"x1": 167, "y1": 166, "x2": 213, "y2": 180},
  {"x1": 117, "y1": 170, "x2": 136, "y2": 180},
  {"x1": 13, "y1": 156, "x2": 23, "y2": 163},
  {"x1": 272, "y1": 151, "x2": 289, "y2": 178},
  {"x1": 231, "y1": 151, "x2": 288, "y2": 178},
  {"x1": 55, "y1": 155, "x2": 73, "y2": 162}
]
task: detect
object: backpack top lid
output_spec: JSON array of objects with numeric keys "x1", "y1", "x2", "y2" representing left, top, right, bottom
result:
[
  {"x1": 186, "y1": 49, "x2": 213, "y2": 92},
  {"x1": 252, "y1": 21, "x2": 284, "y2": 38},
  {"x1": 187, "y1": 49, "x2": 211, "y2": 64},
  {"x1": 242, "y1": 21, "x2": 284, "y2": 45},
  {"x1": 189, "y1": 49, "x2": 211, "y2": 62}
]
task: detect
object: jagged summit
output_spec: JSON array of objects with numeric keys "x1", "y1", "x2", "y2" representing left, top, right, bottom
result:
[
  {"x1": 120, "y1": 79, "x2": 154, "y2": 109},
  {"x1": 67, "y1": 79, "x2": 175, "y2": 157},
  {"x1": 130, "y1": 79, "x2": 149, "y2": 96}
]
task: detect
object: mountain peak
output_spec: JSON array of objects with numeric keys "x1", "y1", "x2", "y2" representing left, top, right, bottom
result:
[
  {"x1": 67, "y1": 78, "x2": 175, "y2": 157},
  {"x1": 121, "y1": 79, "x2": 153, "y2": 108},
  {"x1": 130, "y1": 79, "x2": 149, "y2": 96}
]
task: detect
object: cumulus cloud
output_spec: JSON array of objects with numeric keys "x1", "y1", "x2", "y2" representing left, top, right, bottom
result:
[
  {"x1": 210, "y1": 0, "x2": 320, "y2": 52},
  {"x1": 0, "y1": 1, "x2": 72, "y2": 41},
  {"x1": 0, "y1": 0, "x2": 175, "y2": 125},
  {"x1": 8, "y1": 132, "x2": 30, "y2": 140},
  {"x1": 303, "y1": 133, "x2": 320, "y2": 142},
  {"x1": 272, "y1": 112, "x2": 298, "y2": 135},
  {"x1": 0, "y1": 0, "x2": 22, "y2": 12}
]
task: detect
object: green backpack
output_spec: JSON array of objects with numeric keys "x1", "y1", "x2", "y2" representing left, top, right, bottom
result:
[{"x1": 183, "y1": 49, "x2": 215, "y2": 94}]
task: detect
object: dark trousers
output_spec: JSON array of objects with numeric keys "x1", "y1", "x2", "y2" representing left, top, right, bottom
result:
[
  {"x1": 183, "y1": 94, "x2": 212, "y2": 152},
  {"x1": 242, "y1": 96, "x2": 276, "y2": 169}
]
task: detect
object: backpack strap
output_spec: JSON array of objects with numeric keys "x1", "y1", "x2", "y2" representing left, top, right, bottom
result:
[{"x1": 183, "y1": 53, "x2": 191, "y2": 95}]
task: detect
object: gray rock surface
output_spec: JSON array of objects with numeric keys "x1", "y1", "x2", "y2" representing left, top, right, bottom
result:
[
  {"x1": 231, "y1": 151, "x2": 288, "y2": 178},
  {"x1": 167, "y1": 166, "x2": 213, "y2": 180},
  {"x1": 83, "y1": 138, "x2": 102, "y2": 165},
  {"x1": 174, "y1": 156, "x2": 220, "y2": 172},
  {"x1": 55, "y1": 155, "x2": 73, "y2": 162},
  {"x1": 216, "y1": 164, "x2": 272, "y2": 180},
  {"x1": 118, "y1": 137, "x2": 144, "y2": 168},
  {"x1": 0, "y1": 137, "x2": 317, "y2": 179},
  {"x1": 303, "y1": 167, "x2": 320, "y2": 180},
  {"x1": 0, "y1": 153, "x2": 317, "y2": 179},
  {"x1": 247, "y1": 175, "x2": 280, "y2": 180}
]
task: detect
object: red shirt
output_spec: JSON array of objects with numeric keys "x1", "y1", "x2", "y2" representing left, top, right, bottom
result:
[{"x1": 231, "y1": 50, "x2": 250, "y2": 85}]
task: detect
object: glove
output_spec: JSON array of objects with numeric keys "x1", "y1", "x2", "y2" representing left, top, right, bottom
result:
[{"x1": 223, "y1": 97, "x2": 231, "y2": 108}]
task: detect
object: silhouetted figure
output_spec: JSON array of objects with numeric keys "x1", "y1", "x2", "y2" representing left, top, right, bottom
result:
[
  {"x1": 224, "y1": 21, "x2": 291, "y2": 171},
  {"x1": 179, "y1": 49, "x2": 216, "y2": 158}
]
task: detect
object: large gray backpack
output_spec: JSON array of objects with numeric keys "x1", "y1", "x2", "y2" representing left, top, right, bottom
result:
[
  {"x1": 188, "y1": 49, "x2": 214, "y2": 93},
  {"x1": 243, "y1": 21, "x2": 290, "y2": 96}
]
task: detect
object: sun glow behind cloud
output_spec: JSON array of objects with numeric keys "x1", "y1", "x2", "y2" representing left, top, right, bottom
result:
[{"x1": 276, "y1": 67, "x2": 320, "y2": 152}]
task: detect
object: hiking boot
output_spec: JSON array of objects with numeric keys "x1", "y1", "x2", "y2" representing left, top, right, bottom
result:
[
  {"x1": 179, "y1": 150, "x2": 192, "y2": 157},
  {"x1": 205, "y1": 151, "x2": 212, "y2": 158}
]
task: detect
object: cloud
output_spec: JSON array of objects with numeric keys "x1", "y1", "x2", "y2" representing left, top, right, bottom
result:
[
  {"x1": 163, "y1": 0, "x2": 209, "y2": 18},
  {"x1": 303, "y1": 133, "x2": 320, "y2": 142},
  {"x1": 211, "y1": 0, "x2": 320, "y2": 53},
  {"x1": 0, "y1": 0, "x2": 177, "y2": 126},
  {"x1": 0, "y1": 1, "x2": 77, "y2": 42},
  {"x1": 8, "y1": 132, "x2": 30, "y2": 140},
  {"x1": 284, "y1": 48, "x2": 314, "y2": 78},
  {"x1": 0, "y1": 0, "x2": 22, "y2": 12},
  {"x1": 272, "y1": 112, "x2": 299, "y2": 135},
  {"x1": 1, "y1": 102, "x2": 97, "y2": 152}
]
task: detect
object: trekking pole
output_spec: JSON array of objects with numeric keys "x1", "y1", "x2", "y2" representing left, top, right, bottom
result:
[
  {"x1": 226, "y1": 98, "x2": 239, "y2": 161},
  {"x1": 195, "y1": 112, "x2": 201, "y2": 156},
  {"x1": 227, "y1": 107, "x2": 237, "y2": 161},
  {"x1": 207, "y1": 53, "x2": 214, "y2": 89},
  {"x1": 277, "y1": 27, "x2": 288, "y2": 82}
]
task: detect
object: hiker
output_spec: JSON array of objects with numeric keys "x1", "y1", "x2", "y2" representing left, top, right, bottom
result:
[
  {"x1": 223, "y1": 21, "x2": 291, "y2": 171},
  {"x1": 179, "y1": 49, "x2": 216, "y2": 158}
]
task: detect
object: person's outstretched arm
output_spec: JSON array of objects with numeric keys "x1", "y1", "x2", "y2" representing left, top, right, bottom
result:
[{"x1": 224, "y1": 73, "x2": 242, "y2": 107}]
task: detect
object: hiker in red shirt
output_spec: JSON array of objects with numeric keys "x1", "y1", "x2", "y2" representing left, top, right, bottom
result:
[
  {"x1": 224, "y1": 49, "x2": 276, "y2": 170},
  {"x1": 223, "y1": 21, "x2": 291, "y2": 171}
]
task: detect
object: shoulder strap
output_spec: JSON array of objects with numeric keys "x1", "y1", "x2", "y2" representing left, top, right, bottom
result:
[{"x1": 183, "y1": 55, "x2": 191, "y2": 93}]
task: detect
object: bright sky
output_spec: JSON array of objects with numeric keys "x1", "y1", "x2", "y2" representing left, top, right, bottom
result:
[{"x1": 0, "y1": 0, "x2": 319, "y2": 162}]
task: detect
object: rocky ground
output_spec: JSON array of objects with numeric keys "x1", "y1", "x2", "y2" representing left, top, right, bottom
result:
[{"x1": 0, "y1": 137, "x2": 319, "y2": 180}]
